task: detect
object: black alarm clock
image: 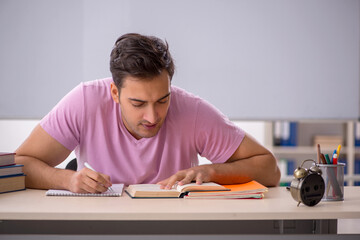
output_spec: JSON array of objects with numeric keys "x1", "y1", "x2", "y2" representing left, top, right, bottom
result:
[{"x1": 289, "y1": 159, "x2": 325, "y2": 207}]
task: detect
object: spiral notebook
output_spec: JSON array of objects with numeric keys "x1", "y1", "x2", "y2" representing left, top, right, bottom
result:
[{"x1": 46, "y1": 184, "x2": 124, "y2": 197}]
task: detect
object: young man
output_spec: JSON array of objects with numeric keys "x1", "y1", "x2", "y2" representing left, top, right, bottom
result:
[{"x1": 15, "y1": 33, "x2": 280, "y2": 193}]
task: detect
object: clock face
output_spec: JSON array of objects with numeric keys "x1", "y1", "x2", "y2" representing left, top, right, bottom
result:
[{"x1": 300, "y1": 174, "x2": 325, "y2": 206}]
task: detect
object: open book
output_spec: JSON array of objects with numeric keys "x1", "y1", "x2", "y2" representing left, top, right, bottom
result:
[
  {"x1": 46, "y1": 184, "x2": 124, "y2": 197},
  {"x1": 125, "y1": 182, "x2": 229, "y2": 198},
  {"x1": 184, "y1": 180, "x2": 268, "y2": 199}
]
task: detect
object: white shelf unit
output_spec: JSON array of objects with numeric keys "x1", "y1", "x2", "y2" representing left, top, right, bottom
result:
[{"x1": 264, "y1": 121, "x2": 358, "y2": 186}]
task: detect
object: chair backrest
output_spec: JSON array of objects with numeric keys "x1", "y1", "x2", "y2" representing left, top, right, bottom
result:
[{"x1": 65, "y1": 158, "x2": 77, "y2": 171}]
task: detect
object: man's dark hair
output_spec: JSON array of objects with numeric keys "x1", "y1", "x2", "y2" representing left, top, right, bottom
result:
[{"x1": 110, "y1": 33, "x2": 175, "y2": 89}]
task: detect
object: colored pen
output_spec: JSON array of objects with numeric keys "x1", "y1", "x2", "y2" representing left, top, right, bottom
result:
[
  {"x1": 324, "y1": 154, "x2": 331, "y2": 164},
  {"x1": 320, "y1": 153, "x2": 327, "y2": 164},
  {"x1": 332, "y1": 150, "x2": 338, "y2": 165},
  {"x1": 336, "y1": 144, "x2": 341, "y2": 159},
  {"x1": 332, "y1": 150, "x2": 338, "y2": 196},
  {"x1": 317, "y1": 144, "x2": 321, "y2": 164},
  {"x1": 84, "y1": 162, "x2": 114, "y2": 193}
]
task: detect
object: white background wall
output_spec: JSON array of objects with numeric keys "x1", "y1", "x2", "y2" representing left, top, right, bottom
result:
[
  {"x1": 0, "y1": 120, "x2": 75, "y2": 168},
  {"x1": 1, "y1": 0, "x2": 359, "y2": 120}
]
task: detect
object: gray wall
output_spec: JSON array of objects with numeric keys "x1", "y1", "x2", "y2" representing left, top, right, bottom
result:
[{"x1": 1, "y1": 0, "x2": 359, "y2": 120}]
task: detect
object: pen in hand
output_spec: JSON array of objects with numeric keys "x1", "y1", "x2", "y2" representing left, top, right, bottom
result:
[{"x1": 84, "y1": 162, "x2": 114, "y2": 193}]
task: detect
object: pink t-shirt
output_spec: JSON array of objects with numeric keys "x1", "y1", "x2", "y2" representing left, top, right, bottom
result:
[{"x1": 40, "y1": 78, "x2": 245, "y2": 185}]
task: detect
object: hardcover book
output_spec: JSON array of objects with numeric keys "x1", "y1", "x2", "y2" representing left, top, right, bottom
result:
[
  {"x1": 0, "y1": 152, "x2": 16, "y2": 167},
  {"x1": 125, "y1": 182, "x2": 229, "y2": 198},
  {"x1": 0, "y1": 174, "x2": 25, "y2": 194},
  {"x1": 0, "y1": 164, "x2": 23, "y2": 177}
]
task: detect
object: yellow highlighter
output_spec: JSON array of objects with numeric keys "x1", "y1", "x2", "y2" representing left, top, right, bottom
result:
[{"x1": 336, "y1": 144, "x2": 341, "y2": 159}]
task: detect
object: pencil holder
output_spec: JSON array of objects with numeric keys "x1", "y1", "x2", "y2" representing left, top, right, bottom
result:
[{"x1": 318, "y1": 163, "x2": 345, "y2": 201}]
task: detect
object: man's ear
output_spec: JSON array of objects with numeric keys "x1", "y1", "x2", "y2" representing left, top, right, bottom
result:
[{"x1": 110, "y1": 82, "x2": 120, "y2": 103}]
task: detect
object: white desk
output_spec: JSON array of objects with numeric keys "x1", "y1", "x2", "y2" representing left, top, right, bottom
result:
[{"x1": 0, "y1": 187, "x2": 359, "y2": 236}]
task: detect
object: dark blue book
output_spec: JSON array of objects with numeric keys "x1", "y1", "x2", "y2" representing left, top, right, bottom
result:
[
  {"x1": 0, "y1": 164, "x2": 23, "y2": 177},
  {"x1": 280, "y1": 122, "x2": 298, "y2": 146},
  {"x1": 287, "y1": 159, "x2": 296, "y2": 176},
  {"x1": 354, "y1": 159, "x2": 360, "y2": 174},
  {"x1": 0, "y1": 174, "x2": 25, "y2": 194}
]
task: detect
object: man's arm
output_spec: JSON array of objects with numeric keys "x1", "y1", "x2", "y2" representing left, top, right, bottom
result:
[
  {"x1": 15, "y1": 124, "x2": 112, "y2": 193},
  {"x1": 157, "y1": 134, "x2": 281, "y2": 189}
]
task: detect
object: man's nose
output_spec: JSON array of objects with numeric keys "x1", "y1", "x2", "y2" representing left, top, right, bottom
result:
[{"x1": 143, "y1": 105, "x2": 158, "y2": 123}]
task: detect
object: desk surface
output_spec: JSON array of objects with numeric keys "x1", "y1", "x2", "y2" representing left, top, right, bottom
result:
[{"x1": 1, "y1": 186, "x2": 359, "y2": 221}]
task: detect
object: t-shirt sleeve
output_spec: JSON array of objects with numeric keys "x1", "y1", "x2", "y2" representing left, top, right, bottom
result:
[
  {"x1": 194, "y1": 99, "x2": 245, "y2": 164},
  {"x1": 40, "y1": 83, "x2": 84, "y2": 151}
]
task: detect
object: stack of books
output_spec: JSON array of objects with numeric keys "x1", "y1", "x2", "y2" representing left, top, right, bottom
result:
[{"x1": 0, "y1": 152, "x2": 25, "y2": 194}]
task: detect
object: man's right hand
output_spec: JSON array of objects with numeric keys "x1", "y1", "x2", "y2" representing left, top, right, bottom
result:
[{"x1": 68, "y1": 168, "x2": 112, "y2": 193}]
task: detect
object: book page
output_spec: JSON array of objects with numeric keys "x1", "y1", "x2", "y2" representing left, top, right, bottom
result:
[
  {"x1": 176, "y1": 182, "x2": 228, "y2": 193},
  {"x1": 125, "y1": 184, "x2": 180, "y2": 198},
  {"x1": 128, "y1": 184, "x2": 177, "y2": 191}
]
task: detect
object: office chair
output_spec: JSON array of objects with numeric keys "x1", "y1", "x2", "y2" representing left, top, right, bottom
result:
[{"x1": 65, "y1": 158, "x2": 77, "y2": 171}]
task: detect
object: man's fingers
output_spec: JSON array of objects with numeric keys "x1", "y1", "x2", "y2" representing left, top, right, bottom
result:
[
  {"x1": 157, "y1": 179, "x2": 171, "y2": 189},
  {"x1": 71, "y1": 168, "x2": 112, "y2": 193},
  {"x1": 85, "y1": 169, "x2": 111, "y2": 187},
  {"x1": 195, "y1": 172, "x2": 204, "y2": 185},
  {"x1": 82, "y1": 175, "x2": 109, "y2": 193},
  {"x1": 178, "y1": 170, "x2": 196, "y2": 186},
  {"x1": 80, "y1": 180, "x2": 100, "y2": 193},
  {"x1": 157, "y1": 168, "x2": 210, "y2": 189},
  {"x1": 100, "y1": 173, "x2": 112, "y2": 187},
  {"x1": 157, "y1": 166, "x2": 212, "y2": 190},
  {"x1": 164, "y1": 175, "x2": 180, "y2": 190}
]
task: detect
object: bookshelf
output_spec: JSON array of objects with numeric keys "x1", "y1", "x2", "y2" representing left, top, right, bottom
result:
[{"x1": 264, "y1": 121, "x2": 360, "y2": 186}]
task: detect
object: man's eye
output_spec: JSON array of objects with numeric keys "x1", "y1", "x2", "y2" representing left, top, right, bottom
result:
[
  {"x1": 158, "y1": 98, "x2": 169, "y2": 104},
  {"x1": 132, "y1": 103, "x2": 144, "y2": 108}
]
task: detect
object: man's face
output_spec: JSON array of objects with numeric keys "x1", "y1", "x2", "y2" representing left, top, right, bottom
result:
[{"x1": 111, "y1": 70, "x2": 171, "y2": 140}]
